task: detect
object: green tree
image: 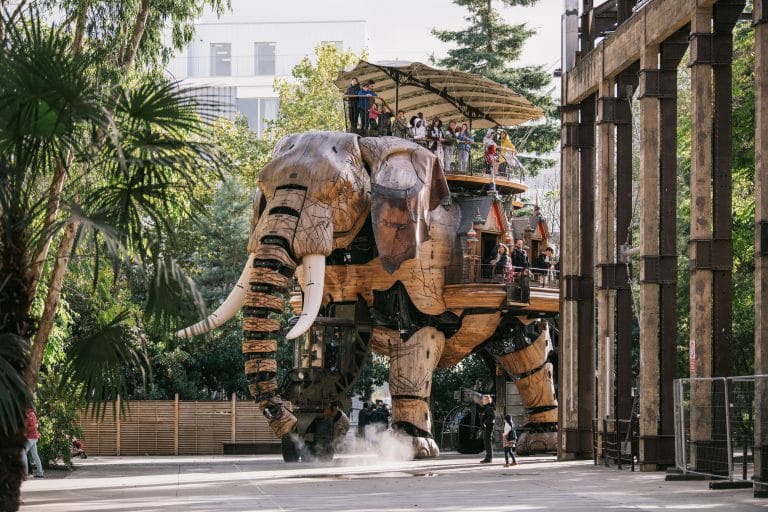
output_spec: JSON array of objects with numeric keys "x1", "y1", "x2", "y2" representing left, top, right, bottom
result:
[
  {"x1": 0, "y1": 9, "x2": 226, "y2": 507},
  {"x1": 432, "y1": 0, "x2": 559, "y2": 172},
  {"x1": 267, "y1": 44, "x2": 359, "y2": 142}
]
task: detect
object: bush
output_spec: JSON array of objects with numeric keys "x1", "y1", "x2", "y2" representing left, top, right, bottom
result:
[{"x1": 36, "y1": 372, "x2": 85, "y2": 470}]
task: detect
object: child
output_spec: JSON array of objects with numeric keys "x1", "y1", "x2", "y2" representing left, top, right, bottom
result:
[
  {"x1": 368, "y1": 102, "x2": 381, "y2": 133},
  {"x1": 503, "y1": 414, "x2": 518, "y2": 467}
]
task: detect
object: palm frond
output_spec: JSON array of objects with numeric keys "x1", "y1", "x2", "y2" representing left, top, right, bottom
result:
[
  {"x1": 59, "y1": 310, "x2": 143, "y2": 421},
  {"x1": 0, "y1": 9, "x2": 107, "y2": 173},
  {"x1": 145, "y1": 255, "x2": 207, "y2": 332}
]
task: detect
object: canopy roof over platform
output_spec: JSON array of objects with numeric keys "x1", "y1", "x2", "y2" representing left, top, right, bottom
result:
[{"x1": 335, "y1": 61, "x2": 544, "y2": 129}]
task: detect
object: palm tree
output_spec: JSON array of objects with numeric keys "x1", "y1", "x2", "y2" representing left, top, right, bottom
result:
[{"x1": 0, "y1": 13, "x2": 224, "y2": 509}]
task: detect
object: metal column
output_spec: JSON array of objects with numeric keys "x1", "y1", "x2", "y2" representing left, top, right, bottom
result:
[
  {"x1": 615, "y1": 67, "x2": 638, "y2": 425},
  {"x1": 578, "y1": 96, "x2": 596, "y2": 458},
  {"x1": 753, "y1": 0, "x2": 768, "y2": 499},
  {"x1": 638, "y1": 41, "x2": 663, "y2": 471},
  {"x1": 559, "y1": 98, "x2": 595, "y2": 460}
]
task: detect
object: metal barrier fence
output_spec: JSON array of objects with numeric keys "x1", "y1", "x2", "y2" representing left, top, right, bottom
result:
[
  {"x1": 593, "y1": 417, "x2": 637, "y2": 471},
  {"x1": 674, "y1": 375, "x2": 766, "y2": 483}
]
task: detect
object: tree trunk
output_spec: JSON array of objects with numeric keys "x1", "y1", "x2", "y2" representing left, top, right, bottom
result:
[
  {"x1": 72, "y1": 0, "x2": 90, "y2": 56},
  {"x1": 28, "y1": 161, "x2": 68, "y2": 303},
  {"x1": 120, "y1": 0, "x2": 152, "y2": 73},
  {"x1": 0, "y1": 209, "x2": 35, "y2": 512},
  {"x1": 0, "y1": 430, "x2": 26, "y2": 512},
  {"x1": 26, "y1": 220, "x2": 80, "y2": 391}
]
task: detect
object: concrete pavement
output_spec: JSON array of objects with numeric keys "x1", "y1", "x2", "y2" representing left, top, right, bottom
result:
[{"x1": 20, "y1": 452, "x2": 768, "y2": 511}]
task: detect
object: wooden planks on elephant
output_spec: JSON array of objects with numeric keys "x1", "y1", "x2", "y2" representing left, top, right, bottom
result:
[{"x1": 300, "y1": 204, "x2": 462, "y2": 315}]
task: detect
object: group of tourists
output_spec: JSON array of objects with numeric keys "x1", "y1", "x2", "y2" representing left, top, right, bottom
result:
[
  {"x1": 488, "y1": 239, "x2": 558, "y2": 282},
  {"x1": 356, "y1": 400, "x2": 391, "y2": 437},
  {"x1": 482, "y1": 128, "x2": 525, "y2": 177},
  {"x1": 345, "y1": 76, "x2": 525, "y2": 175}
]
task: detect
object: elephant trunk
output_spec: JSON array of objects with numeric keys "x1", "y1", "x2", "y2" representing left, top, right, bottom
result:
[
  {"x1": 244, "y1": 239, "x2": 298, "y2": 436},
  {"x1": 245, "y1": 183, "x2": 333, "y2": 437}
]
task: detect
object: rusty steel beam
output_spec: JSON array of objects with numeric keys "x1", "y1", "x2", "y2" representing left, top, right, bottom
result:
[
  {"x1": 565, "y1": 0, "x2": 720, "y2": 104},
  {"x1": 755, "y1": 0, "x2": 768, "y2": 498},
  {"x1": 559, "y1": 104, "x2": 581, "y2": 460},
  {"x1": 656, "y1": 29, "x2": 688, "y2": 467},
  {"x1": 710, "y1": 0, "x2": 745, "y2": 380},
  {"x1": 615, "y1": 65, "x2": 638, "y2": 425},
  {"x1": 578, "y1": 96, "x2": 596, "y2": 458}
]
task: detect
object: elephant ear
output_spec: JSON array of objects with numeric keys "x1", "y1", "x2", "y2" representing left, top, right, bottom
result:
[{"x1": 359, "y1": 137, "x2": 450, "y2": 274}]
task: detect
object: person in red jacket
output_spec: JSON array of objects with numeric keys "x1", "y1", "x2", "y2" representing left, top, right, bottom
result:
[{"x1": 22, "y1": 407, "x2": 44, "y2": 478}]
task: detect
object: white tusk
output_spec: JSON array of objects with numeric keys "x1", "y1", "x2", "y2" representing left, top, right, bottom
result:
[
  {"x1": 175, "y1": 253, "x2": 254, "y2": 338},
  {"x1": 285, "y1": 254, "x2": 325, "y2": 340}
]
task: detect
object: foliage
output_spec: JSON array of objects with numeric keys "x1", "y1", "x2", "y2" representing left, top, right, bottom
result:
[
  {"x1": 350, "y1": 353, "x2": 389, "y2": 401},
  {"x1": 36, "y1": 0, "x2": 229, "y2": 74},
  {"x1": 0, "y1": 2, "x2": 237, "y2": 507},
  {"x1": 432, "y1": 0, "x2": 558, "y2": 173},
  {"x1": 36, "y1": 373, "x2": 85, "y2": 470},
  {"x1": 431, "y1": 353, "x2": 493, "y2": 429},
  {"x1": 208, "y1": 115, "x2": 271, "y2": 190},
  {"x1": 267, "y1": 44, "x2": 359, "y2": 142}
]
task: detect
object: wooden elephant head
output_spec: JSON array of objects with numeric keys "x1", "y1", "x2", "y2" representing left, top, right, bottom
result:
[{"x1": 359, "y1": 137, "x2": 450, "y2": 274}]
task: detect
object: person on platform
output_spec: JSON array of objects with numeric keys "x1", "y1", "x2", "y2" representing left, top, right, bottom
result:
[
  {"x1": 511, "y1": 239, "x2": 530, "y2": 272},
  {"x1": 490, "y1": 244, "x2": 509, "y2": 280},
  {"x1": 479, "y1": 394, "x2": 495, "y2": 463},
  {"x1": 483, "y1": 129, "x2": 497, "y2": 173},
  {"x1": 345, "y1": 77, "x2": 360, "y2": 130},
  {"x1": 393, "y1": 110, "x2": 409, "y2": 138},
  {"x1": 357, "y1": 81, "x2": 377, "y2": 132},
  {"x1": 441, "y1": 120, "x2": 458, "y2": 172},
  {"x1": 456, "y1": 123, "x2": 473, "y2": 172},
  {"x1": 533, "y1": 247, "x2": 554, "y2": 275}
]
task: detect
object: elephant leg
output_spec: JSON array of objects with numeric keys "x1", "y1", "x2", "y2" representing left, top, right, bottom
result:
[{"x1": 389, "y1": 326, "x2": 445, "y2": 459}]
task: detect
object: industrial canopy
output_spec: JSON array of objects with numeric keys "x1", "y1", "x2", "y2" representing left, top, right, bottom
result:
[{"x1": 335, "y1": 61, "x2": 545, "y2": 129}]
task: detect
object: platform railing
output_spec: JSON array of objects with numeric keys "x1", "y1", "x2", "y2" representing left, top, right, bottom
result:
[
  {"x1": 446, "y1": 263, "x2": 559, "y2": 289},
  {"x1": 340, "y1": 99, "x2": 526, "y2": 182}
]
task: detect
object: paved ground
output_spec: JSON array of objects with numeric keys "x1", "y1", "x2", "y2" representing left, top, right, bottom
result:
[{"x1": 20, "y1": 451, "x2": 768, "y2": 511}]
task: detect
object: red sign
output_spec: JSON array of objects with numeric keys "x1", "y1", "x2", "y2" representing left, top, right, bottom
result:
[{"x1": 689, "y1": 339, "x2": 696, "y2": 375}]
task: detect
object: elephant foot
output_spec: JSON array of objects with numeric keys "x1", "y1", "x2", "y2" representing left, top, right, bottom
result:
[
  {"x1": 393, "y1": 422, "x2": 440, "y2": 459},
  {"x1": 411, "y1": 436, "x2": 440, "y2": 459},
  {"x1": 260, "y1": 399, "x2": 298, "y2": 437}
]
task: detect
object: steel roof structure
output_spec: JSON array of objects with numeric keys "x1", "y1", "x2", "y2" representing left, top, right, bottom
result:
[{"x1": 335, "y1": 60, "x2": 544, "y2": 129}]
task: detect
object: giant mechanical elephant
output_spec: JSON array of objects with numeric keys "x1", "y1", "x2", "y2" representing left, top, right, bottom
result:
[{"x1": 179, "y1": 131, "x2": 557, "y2": 459}]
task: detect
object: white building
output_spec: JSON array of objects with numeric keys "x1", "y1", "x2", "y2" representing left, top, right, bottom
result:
[{"x1": 165, "y1": 1, "x2": 366, "y2": 136}]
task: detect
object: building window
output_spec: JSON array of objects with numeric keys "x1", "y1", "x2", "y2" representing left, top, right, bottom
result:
[
  {"x1": 236, "y1": 97, "x2": 279, "y2": 136},
  {"x1": 254, "y1": 42, "x2": 276, "y2": 76},
  {"x1": 210, "y1": 43, "x2": 231, "y2": 76},
  {"x1": 320, "y1": 41, "x2": 343, "y2": 51}
]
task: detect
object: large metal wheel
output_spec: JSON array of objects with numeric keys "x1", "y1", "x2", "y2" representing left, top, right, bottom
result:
[
  {"x1": 456, "y1": 411, "x2": 484, "y2": 454},
  {"x1": 281, "y1": 435, "x2": 301, "y2": 463}
]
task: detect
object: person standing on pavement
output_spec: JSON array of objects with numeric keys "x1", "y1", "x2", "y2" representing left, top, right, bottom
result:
[
  {"x1": 22, "y1": 406, "x2": 44, "y2": 479},
  {"x1": 502, "y1": 414, "x2": 518, "y2": 467},
  {"x1": 325, "y1": 401, "x2": 350, "y2": 452},
  {"x1": 479, "y1": 394, "x2": 495, "y2": 463}
]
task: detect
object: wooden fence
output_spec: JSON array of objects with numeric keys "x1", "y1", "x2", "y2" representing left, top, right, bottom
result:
[{"x1": 77, "y1": 395, "x2": 279, "y2": 455}]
